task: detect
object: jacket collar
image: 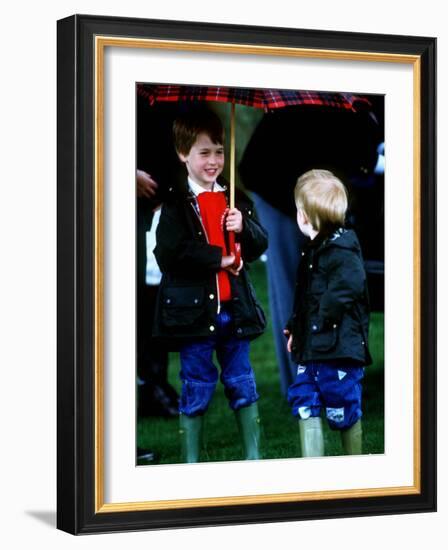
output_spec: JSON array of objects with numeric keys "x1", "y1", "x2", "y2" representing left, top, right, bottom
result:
[
  {"x1": 188, "y1": 177, "x2": 225, "y2": 196},
  {"x1": 314, "y1": 227, "x2": 361, "y2": 255},
  {"x1": 304, "y1": 227, "x2": 349, "y2": 253},
  {"x1": 170, "y1": 177, "x2": 229, "y2": 203}
]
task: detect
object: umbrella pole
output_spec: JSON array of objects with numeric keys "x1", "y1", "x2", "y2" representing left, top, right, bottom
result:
[
  {"x1": 230, "y1": 102, "x2": 235, "y2": 209},
  {"x1": 228, "y1": 103, "x2": 241, "y2": 267}
]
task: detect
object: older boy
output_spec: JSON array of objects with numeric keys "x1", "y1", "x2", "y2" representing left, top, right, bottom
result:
[
  {"x1": 285, "y1": 169, "x2": 372, "y2": 457},
  {"x1": 153, "y1": 108, "x2": 267, "y2": 463}
]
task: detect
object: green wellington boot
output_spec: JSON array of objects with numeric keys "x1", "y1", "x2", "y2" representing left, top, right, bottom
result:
[
  {"x1": 179, "y1": 414, "x2": 203, "y2": 463},
  {"x1": 341, "y1": 420, "x2": 362, "y2": 455},
  {"x1": 299, "y1": 417, "x2": 325, "y2": 457},
  {"x1": 235, "y1": 403, "x2": 261, "y2": 460}
]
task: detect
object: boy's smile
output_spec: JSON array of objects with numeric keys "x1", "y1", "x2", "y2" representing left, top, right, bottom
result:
[{"x1": 179, "y1": 132, "x2": 225, "y2": 189}]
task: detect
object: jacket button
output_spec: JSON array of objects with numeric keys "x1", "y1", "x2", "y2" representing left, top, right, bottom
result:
[
  {"x1": 209, "y1": 294, "x2": 215, "y2": 300},
  {"x1": 333, "y1": 323, "x2": 337, "y2": 329},
  {"x1": 362, "y1": 340, "x2": 365, "y2": 345},
  {"x1": 198, "y1": 231, "x2": 203, "y2": 236},
  {"x1": 165, "y1": 298, "x2": 171, "y2": 304},
  {"x1": 236, "y1": 328, "x2": 243, "y2": 335},
  {"x1": 302, "y1": 251, "x2": 305, "y2": 256},
  {"x1": 209, "y1": 325, "x2": 215, "y2": 332},
  {"x1": 312, "y1": 324, "x2": 318, "y2": 331},
  {"x1": 194, "y1": 299, "x2": 199, "y2": 304},
  {"x1": 309, "y1": 264, "x2": 313, "y2": 269},
  {"x1": 248, "y1": 210, "x2": 252, "y2": 215}
]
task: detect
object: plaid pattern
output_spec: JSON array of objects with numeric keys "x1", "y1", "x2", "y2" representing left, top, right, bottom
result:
[{"x1": 137, "y1": 83, "x2": 370, "y2": 112}]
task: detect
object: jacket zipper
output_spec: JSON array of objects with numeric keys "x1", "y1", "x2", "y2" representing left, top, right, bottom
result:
[{"x1": 189, "y1": 202, "x2": 221, "y2": 314}]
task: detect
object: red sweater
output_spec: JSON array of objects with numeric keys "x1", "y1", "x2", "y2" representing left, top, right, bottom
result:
[{"x1": 197, "y1": 191, "x2": 232, "y2": 302}]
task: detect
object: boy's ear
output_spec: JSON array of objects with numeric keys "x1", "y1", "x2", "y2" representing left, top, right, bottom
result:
[
  {"x1": 177, "y1": 151, "x2": 188, "y2": 163},
  {"x1": 297, "y1": 208, "x2": 308, "y2": 225}
]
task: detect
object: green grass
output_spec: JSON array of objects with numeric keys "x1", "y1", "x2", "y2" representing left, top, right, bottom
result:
[{"x1": 137, "y1": 260, "x2": 384, "y2": 464}]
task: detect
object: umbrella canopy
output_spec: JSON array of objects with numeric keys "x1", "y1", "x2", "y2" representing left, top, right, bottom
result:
[{"x1": 137, "y1": 83, "x2": 367, "y2": 112}]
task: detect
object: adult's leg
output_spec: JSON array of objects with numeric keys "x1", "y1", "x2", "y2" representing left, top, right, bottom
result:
[
  {"x1": 252, "y1": 193, "x2": 305, "y2": 396},
  {"x1": 137, "y1": 284, "x2": 178, "y2": 417}
]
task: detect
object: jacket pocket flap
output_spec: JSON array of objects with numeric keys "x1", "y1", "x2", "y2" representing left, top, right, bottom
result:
[
  {"x1": 162, "y1": 286, "x2": 204, "y2": 308},
  {"x1": 311, "y1": 323, "x2": 338, "y2": 352}
]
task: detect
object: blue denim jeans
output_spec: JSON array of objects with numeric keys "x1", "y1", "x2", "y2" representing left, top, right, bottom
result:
[
  {"x1": 287, "y1": 361, "x2": 364, "y2": 430},
  {"x1": 179, "y1": 307, "x2": 259, "y2": 416}
]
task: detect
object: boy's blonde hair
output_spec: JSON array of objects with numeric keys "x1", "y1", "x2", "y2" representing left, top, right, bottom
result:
[{"x1": 294, "y1": 169, "x2": 348, "y2": 233}]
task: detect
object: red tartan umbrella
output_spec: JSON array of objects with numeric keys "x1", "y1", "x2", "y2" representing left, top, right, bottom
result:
[
  {"x1": 137, "y1": 83, "x2": 364, "y2": 111},
  {"x1": 137, "y1": 83, "x2": 370, "y2": 265}
]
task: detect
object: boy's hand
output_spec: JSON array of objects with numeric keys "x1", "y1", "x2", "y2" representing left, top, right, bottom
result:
[
  {"x1": 221, "y1": 254, "x2": 244, "y2": 276},
  {"x1": 283, "y1": 330, "x2": 293, "y2": 353},
  {"x1": 221, "y1": 254, "x2": 235, "y2": 269},
  {"x1": 225, "y1": 208, "x2": 243, "y2": 234}
]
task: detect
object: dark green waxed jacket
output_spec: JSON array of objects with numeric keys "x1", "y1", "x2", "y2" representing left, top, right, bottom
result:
[
  {"x1": 286, "y1": 228, "x2": 372, "y2": 366},
  {"x1": 152, "y1": 179, "x2": 267, "y2": 349}
]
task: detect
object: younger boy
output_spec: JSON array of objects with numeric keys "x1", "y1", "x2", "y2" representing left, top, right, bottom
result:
[
  {"x1": 153, "y1": 108, "x2": 267, "y2": 463},
  {"x1": 284, "y1": 169, "x2": 372, "y2": 457}
]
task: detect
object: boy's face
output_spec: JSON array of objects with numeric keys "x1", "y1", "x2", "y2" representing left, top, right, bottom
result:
[{"x1": 178, "y1": 132, "x2": 224, "y2": 189}]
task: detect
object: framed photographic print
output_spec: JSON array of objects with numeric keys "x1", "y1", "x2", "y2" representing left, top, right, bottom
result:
[{"x1": 57, "y1": 14, "x2": 436, "y2": 534}]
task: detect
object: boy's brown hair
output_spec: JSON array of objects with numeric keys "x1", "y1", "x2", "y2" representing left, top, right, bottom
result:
[
  {"x1": 294, "y1": 169, "x2": 348, "y2": 234},
  {"x1": 173, "y1": 108, "x2": 224, "y2": 156}
]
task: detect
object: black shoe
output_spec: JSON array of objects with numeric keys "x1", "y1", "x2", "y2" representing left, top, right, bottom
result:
[
  {"x1": 159, "y1": 381, "x2": 179, "y2": 407},
  {"x1": 138, "y1": 384, "x2": 179, "y2": 418},
  {"x1": 137, "y1": 447, "x2": 158, "y2": 464}
]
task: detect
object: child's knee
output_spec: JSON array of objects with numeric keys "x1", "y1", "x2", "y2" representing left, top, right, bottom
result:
[
  {"x1": 180, "y1": 379, "x2": 216, "y2": 416},
  {"x1": 325, "y1": 405, "x2": 362, "y2": 430},
  {"x1": 223, "y1": 373, "x2": 259, "y2": 410}
]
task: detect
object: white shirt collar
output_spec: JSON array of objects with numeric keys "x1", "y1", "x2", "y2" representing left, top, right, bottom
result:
[{"x1": 188, "y1": 177, "x2": 224, "y2": 196}]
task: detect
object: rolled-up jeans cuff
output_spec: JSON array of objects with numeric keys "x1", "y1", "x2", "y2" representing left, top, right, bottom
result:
[
  {"x1": 180, "y1": 379, "x2": 216, "y2": 416},
  {"x1": 223, "y1": 373, "x2": 259, "y2": 411}
]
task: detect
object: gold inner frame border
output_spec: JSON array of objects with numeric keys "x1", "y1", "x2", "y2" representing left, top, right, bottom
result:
[{"x1": 94, "y1": 35, "x2": 421, "y2": 513}]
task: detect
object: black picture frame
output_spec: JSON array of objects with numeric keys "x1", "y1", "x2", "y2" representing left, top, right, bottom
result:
[{"x1": 57, "y1": 14, "x2": 436, "y2": 535}]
